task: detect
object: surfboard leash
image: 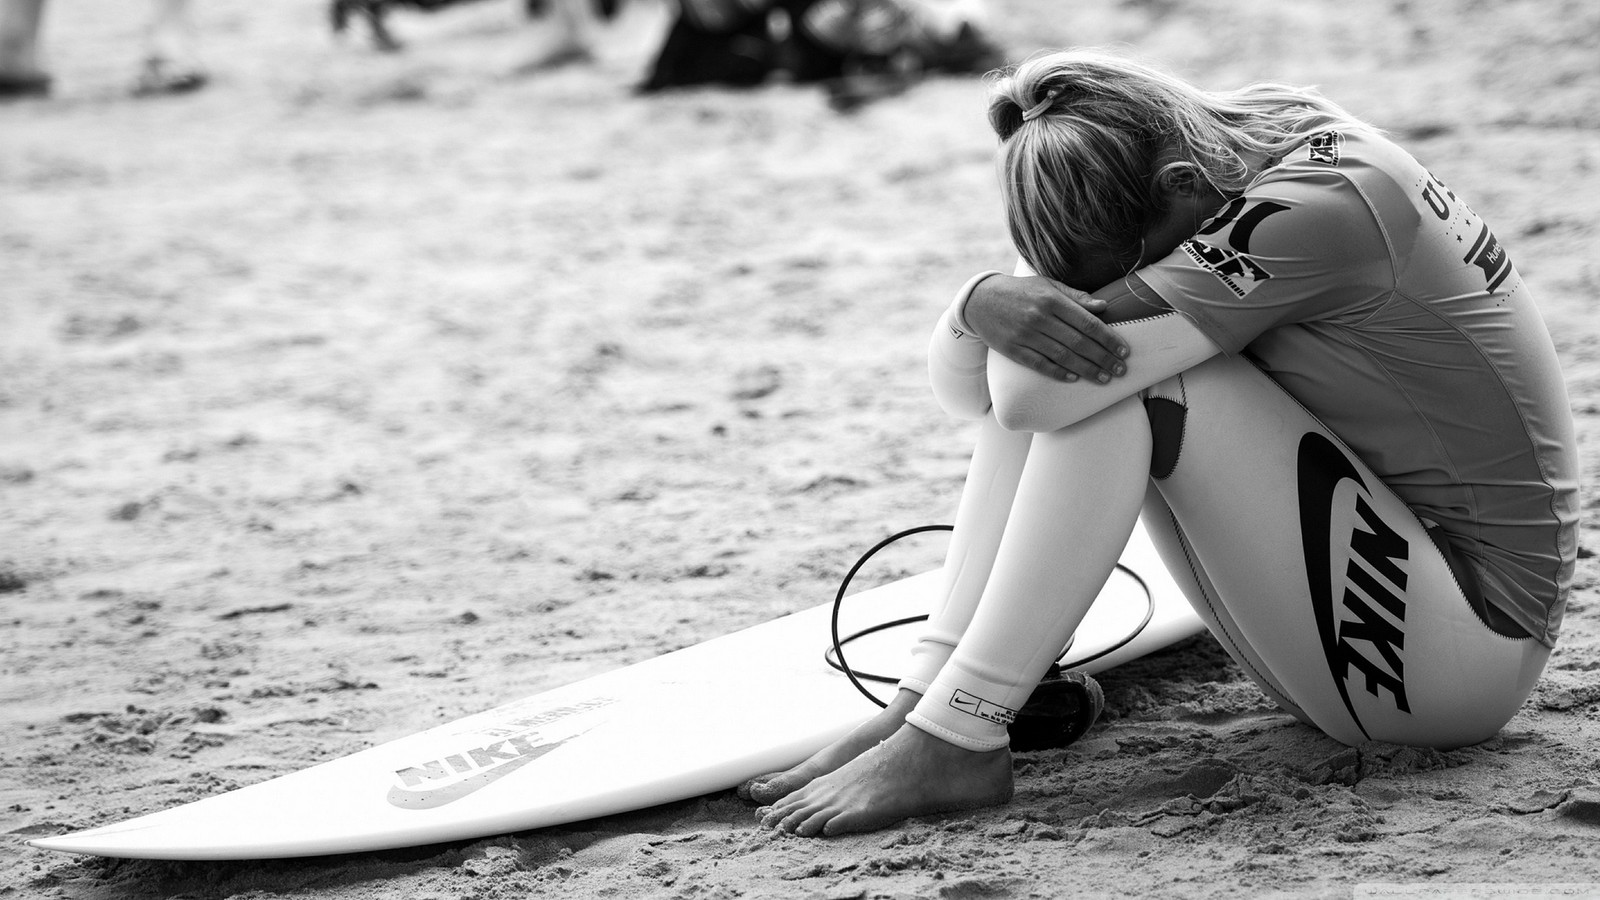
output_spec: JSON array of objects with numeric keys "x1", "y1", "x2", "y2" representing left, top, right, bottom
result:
[
  {"x1": 823, "y1": 524, "x2": 1154, "y2": 749},
  {"x1": 824, "y1": 524, "x2": 954, "y2": 708}
]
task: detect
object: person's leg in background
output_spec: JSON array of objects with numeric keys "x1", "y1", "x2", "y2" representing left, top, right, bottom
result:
[
  {"x1": 0, "y1": 0, "x2": 50, "y2": 97},
  {"x1": 134, "y1": 0, "x2": 207, "y2": 96}
]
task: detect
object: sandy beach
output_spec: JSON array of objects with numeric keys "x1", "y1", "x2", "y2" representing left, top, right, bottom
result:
[{"x1": 3, "y1": 0, "x2": 1598, "y2": 897}]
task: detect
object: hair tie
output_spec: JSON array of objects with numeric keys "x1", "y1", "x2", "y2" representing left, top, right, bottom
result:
[{"x1": 1021, "y1": 87, "x2": 1061, "y2": 122}]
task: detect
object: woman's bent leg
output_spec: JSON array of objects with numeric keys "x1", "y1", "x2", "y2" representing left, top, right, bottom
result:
[
  {"x1": 900, "y1": 415, "x2": 1035, "y2": 694},
  {"x1": 908, "y1": 395, "x2": 1152, "y2": 750},
  {"x1": 1140, "y1": 488, "x2": 1313, "y2": 726},
  {"x1": 739, "y1": 415, "x2": 1033, "y2": 803},
  {"x1": 758, "y1": 396, "x2": 1152, "y2": 835},
  {"x1": 1150, "y1": 356, "x2": 1549, "y2": 748}
]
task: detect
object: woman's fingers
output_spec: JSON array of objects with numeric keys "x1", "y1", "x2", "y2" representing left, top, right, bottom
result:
[
  {"x1": 967, "y1": 274, "x2": 1131, "y2": 383},
  {"x1": 1030, "y1": 300, "x2": 1128, "y2": 383},
  {"x1": 1046, "y1": 320, "x2": 1128, "y2": 382}
]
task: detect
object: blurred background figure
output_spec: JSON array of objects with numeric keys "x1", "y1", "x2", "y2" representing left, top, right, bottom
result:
[
  {"x1": 320, "y1": 0, "x2": 995, "y2": 106},
  {"x1": 637, "y1": 0, "x2": 1004, "y2": 109},
  {"x1": 333, "y1": 0, "x2": 530, "y2": 52},
  {"x1": 636, "y1": 0, "x2": 776, "y2": 90},
  {"x1": 332, "y1": 0, "x2": 620, "y2": 72},
  {"x1": 0, "y1": 0, "x2": 206, "y2": 98}
]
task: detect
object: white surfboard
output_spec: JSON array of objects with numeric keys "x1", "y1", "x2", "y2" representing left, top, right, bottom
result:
[{"x1": 29, "y1": 520, "x2": 1204, "y2": 860}]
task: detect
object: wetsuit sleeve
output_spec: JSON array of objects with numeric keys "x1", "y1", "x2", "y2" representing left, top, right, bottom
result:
[
  {"x1": 928, "y1": 265, "x2": 1223, "y2": 431},
  {"x1": 928, "y1": 271, "x2": 1003, "y2": 420},
  {"x1": 985, "y1": 310, "x2": 1220, "y2": 432},
  {"x1": 1136, "y1": 150, "x2": 1393, "y2": 354}
]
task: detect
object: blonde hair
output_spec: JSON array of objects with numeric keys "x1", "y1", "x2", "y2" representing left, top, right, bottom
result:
[{"x1": 988, "y1": 49, "x2": 1377, "y2": 283}]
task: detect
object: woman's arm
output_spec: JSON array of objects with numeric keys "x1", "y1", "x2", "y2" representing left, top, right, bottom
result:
[
  {"x1": 986, "y1": 307, "x2": 1221, "y2": 432},
  {"x1": 927, "y1": 271, "x2": 1003, "y2": 420},
  {"x1": 928, "y1": 262, "x2": 1125, "y2": 420},
  {"x1": 961, "y1": 272, "x2": 1132, "y2": 384},
  {"x1": 928, "y1": 265, "x2": 1224, "y2": 429}
]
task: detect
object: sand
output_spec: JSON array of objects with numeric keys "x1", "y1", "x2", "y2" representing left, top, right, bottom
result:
[{"x1": 2, "y1": 0, "x2": 1598, "y2": 897}]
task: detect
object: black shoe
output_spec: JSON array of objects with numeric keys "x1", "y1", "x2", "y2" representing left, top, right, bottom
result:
[{"x1": 1008, "y1": 668, "x2": 1104, "y2": 751}]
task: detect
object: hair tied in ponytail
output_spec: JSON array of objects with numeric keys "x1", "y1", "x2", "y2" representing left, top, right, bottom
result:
[{"x1": 1021, "y1": 87, "x2": 1062, "y2": 122}]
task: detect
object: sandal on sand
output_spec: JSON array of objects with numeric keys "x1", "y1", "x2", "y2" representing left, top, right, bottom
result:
[
  {"x1": 0, "y1": 71, "x2": 51, "y2": 99},
  {"x1": 1008, "y1": 668, "x2": 1106, "y2": 752},
  {"x1": 132, "y1": 56, "x2": 207, "y2": 97}
]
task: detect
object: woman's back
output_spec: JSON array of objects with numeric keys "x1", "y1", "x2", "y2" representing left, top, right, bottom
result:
[{"x1": 1137, "y1": 128, "x2": 1580, "y2": 645}]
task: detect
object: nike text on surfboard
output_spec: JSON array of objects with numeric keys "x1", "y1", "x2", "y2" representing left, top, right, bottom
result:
[{"x1": 388, "y1": 699, "x2": 615, "y2": 810}]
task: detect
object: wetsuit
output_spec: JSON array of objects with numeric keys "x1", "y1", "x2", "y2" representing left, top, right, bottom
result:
[{"x1": 909, "y1": 129, "x2": 1579, "y2": 750}]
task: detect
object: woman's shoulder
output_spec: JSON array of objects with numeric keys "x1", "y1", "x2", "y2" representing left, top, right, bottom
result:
[
  {"x1": 1255, "y1": 128, "x2": 1423, "y2": 196},
  {"x1": 1242, "y1": 128, "x2": 1430, "y2": 242}
]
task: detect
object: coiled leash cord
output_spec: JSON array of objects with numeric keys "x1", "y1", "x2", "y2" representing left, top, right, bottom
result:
[{"x1": 822, "y1": 525, "x2": 1155, "y2": 750}]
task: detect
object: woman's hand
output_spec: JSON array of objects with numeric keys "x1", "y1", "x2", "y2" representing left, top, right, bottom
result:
[{"x1": 964, "y1": 274, "x2": 1130, "y2": 383}]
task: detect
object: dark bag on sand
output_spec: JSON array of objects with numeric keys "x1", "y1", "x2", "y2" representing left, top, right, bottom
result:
[
  {"x1": 637, "y1": 0, "x2": 778, "y2": 91},
  {"x1": 639, "y1": 0, "x2": 1004, "y2": 104},
  {"x1": 637, "y1": 0, "x2": 919, "y2": 92},
  {"x1": 1009, "y1": 668, "x2": 1106, "y2": 752}
]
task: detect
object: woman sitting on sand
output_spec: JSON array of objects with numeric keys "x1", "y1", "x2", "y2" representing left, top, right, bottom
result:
[{"x1": 740, "y1": 48, "x2": 1580, "y2": 836}]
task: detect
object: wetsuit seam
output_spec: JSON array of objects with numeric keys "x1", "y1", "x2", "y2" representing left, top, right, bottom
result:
[
  {"x1": 1390, "y1": 286, "x2": 1565, "y2": 643},
  {"x1": 1347, "y1": 154, "x2": 1564, "y2": 642},
  {"x1": 1162, "y1": 505, "x2": 1300, "y2": 711},
  {"x1": 1333, "y1": 309, "x2": 1483, "y2": 554}
]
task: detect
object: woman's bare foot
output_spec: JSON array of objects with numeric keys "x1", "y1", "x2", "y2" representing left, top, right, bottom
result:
[
  {"x1": 755, "y1": 723, "x2": 1013, "y2": 836},
  {"x1": 737, "y1": 689, "x2": 921, "y2": 805}
]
